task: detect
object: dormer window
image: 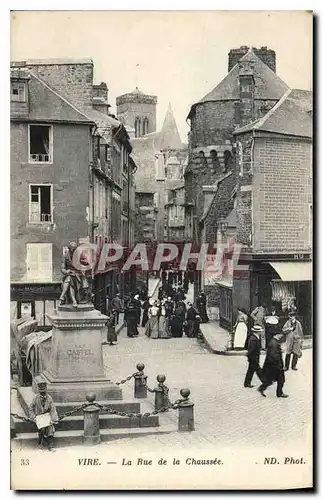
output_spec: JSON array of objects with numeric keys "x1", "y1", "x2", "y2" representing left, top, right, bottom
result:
[{"x1": 11, "y1": 81, "x2": 26, "y2": 102}]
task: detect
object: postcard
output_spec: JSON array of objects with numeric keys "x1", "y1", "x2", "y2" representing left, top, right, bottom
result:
[{"x1": 10, "y1": 9, "x2": 313, "y2": 491}]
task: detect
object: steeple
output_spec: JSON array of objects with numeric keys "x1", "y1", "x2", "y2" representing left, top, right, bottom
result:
[{"x1": 158, "y1": 103, "x2": 183, "y2": 151}]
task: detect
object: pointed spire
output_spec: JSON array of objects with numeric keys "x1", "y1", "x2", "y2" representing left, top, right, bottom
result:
[{"x1": 158, "y1": 103, "x2": 183, "y2": 151}]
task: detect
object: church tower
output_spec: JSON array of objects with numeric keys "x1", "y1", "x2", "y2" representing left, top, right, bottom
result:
[{"x1": 116, "y1": 87, "x2": 157, "y2": 138}]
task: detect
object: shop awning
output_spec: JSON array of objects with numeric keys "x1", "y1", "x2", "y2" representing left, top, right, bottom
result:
[{"x1": 269, "y1": 261, "x2": 312, "y2": 281}]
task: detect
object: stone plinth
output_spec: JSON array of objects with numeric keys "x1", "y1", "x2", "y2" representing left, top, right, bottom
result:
[{"x1": 35, "y1": 304, "x2": 122, "y2": 402}]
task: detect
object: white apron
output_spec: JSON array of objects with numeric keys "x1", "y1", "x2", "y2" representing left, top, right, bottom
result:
[{"x1": 234, "y1": 322, "x2": 247, "y2": 349}]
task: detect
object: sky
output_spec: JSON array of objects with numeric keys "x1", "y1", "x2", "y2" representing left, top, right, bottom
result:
[{"x1": 10, "y1": 10, "x2": 312, "y2": 142}]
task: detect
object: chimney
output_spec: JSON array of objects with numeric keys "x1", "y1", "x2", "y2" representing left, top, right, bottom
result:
[
  {"x1": 92, "y1": 82, "x2": 110, "y2": 114},
  {"x1": 238, "y1": 60, "x2": 255, "y2": 127},
  {"x1": 228, "y1": 46, "x2": 276, "y2": 73},
  {"x1": 228, "y1": 46, "x2": 249, "y2": 72},
  {"x1": 252, "y1": 46, "x2": 276, "y2": 73}
]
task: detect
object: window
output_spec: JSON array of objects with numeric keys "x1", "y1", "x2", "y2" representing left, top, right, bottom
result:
[
  {"x1": 224, "y1": 150, "x2": 233, "y2": 172},
  {"x1": 135, "y1": 117, "x2": 141, "y2": 138},
  {"x1": 28, "y1": 125, "x2": 53, "y2": 163},
  {"x1": 29, "y1": 185, "x2": 52, "y2": 223},
  {"x1": 26, "y1": 243, "x2": 52, "y2": 282},
  {"x1": 143, "y1": 117, "x2": 149, "y2": 136},
  {"x1": 11, "y1": 81, "x2": 26, "y2": 102},
  {"x1": 210, "y1": 150, "x2": 219, "y2": 171}
]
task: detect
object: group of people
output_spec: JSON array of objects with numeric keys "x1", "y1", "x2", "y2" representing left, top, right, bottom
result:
[{"x1": 243, "y1": 309, "x2": 304, "y2": 398}]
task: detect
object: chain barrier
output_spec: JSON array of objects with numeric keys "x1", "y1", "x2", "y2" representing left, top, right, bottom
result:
[
  {"x1": 115, "y1": 373, "x2": 136, "y2": 386},
  {"x1": 11, "y1": 412, "x2": 33, "y2": 423},
  {"x1": 11, "y1": 396, "x2": 187, "y2": 425},
  {"x1": 92, "y1": 398, "x2": 185, "y2": 418}
]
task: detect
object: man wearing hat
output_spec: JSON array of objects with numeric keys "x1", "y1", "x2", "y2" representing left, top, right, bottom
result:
[
  {"x1": 29, "y1": 382, "x2": 58, "y2": 450},
  {"x1": 283, "y1": 310, "x2": 304, "y2": 371},
  {"x1": 244, "y1": 325, "x2": 263, "y2": 388},
  {"x1": 257, "y1": 332, "x2": 288, "y2": 398}
]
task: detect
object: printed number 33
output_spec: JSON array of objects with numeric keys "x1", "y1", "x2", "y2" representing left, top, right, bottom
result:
[{"x1": 20, "y1": 459, "x2": 30, "y2": 466}]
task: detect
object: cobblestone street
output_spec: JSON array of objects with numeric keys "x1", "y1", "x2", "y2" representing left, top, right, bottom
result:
[{"x1": 101, "y1": 322, "x2": 312, "y2": 452}]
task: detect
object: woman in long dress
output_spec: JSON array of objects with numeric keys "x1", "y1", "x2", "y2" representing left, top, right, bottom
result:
[
  {"x1": 158, "y1": 302, "x2": 172, "y2": 339},
  {"x1": 147, "y1": 301, "x2": 160, "y2": 339},
  {"x1": 233, "y1": 309, "x2": 248, "y2": 349}
]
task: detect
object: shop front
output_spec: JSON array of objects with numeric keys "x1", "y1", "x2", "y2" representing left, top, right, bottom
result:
[
  {"x1": 10, "y1": 282, "x2": 62, "y2": 330},
  {"x1": 250, "y1": 254, "x2": 312, "y2": 337}
]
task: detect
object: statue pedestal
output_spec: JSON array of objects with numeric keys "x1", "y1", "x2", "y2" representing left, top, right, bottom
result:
[{"x1": 35, "y1": 304, "x2": 122, "y2": 403}]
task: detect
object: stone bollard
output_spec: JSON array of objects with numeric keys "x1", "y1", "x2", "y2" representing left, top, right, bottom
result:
[
  {"x1": 134, "y1": 363, "x2": 148, "y2": 399},
  {"x1": 83, "y1": 393, "x2": 101, "y2": 445},
  {"x1": 154, "y1": 374, "x2": 168, "y2": 411},
  {"x1": 178, "y1": 388, "x2": 195, "y2": 432}
]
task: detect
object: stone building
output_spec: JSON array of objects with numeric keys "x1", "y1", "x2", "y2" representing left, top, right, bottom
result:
[
  {"x1": 10, "y1": 59, "x2": 137, "y2": 324},
  {"x1": 233, "y1": 88, "x2": 312, "y2": 335},
  {"x1": 116, "y1": 91, "x2": 188, "y2": 246},
  {"x1": 185, "y1": 46, "x2": 290, "y2": 308}
]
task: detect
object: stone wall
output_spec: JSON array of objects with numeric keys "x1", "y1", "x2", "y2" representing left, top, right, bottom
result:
[
  {"x1": 25, "y1": 61, "x2": 94, "y2": 111},
  {"x1": 252, "y1": 134, "x2": 312, "y2": 253}
]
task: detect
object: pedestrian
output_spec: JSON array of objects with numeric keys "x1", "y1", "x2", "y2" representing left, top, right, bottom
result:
[
  {"x1": 171, "y1": 299, "x2": 186, "y2": 337},
  {"x1": 186, "y1": 302, "x2": 199, "y2": 338},
  {"x1": 233, "y1": 308, "x2": 248, "y2": 349},
  {"x1": 158, "y1": 287, "x2": 164, "y2": 302},
  {"x1": 251, "y1": 302, "x2": 267, "y2": 350},
  {"x1": 183, "y1": 273, "x2": 189, "y2": 294},
  {"x1": 244, "y1": 325, "x2": 263, "y2": 388},
  {"x1": 257, "y1": 332, "x2": 288, "y2": 398},
  {"x1": 104, "y1": 310, "x2": 117, "y2": 345},
  {"x1": 124, "y1": 300, "x2": 139, "y2": 338},
  {"x1": 196, "y1": 291, "x2": 209, "y2": 323},
  {"x1": 264, "y1": 308, "x2": 280, "y2": 348},
  {"x1": 283, "y1": 310, "x2": 304, "y2": 371},
  {"x1": 109, "y1": 293, "x2": 123, "y2": 325},
  {"x1": 161, "y1": 269, "x2": 167, "y2": 285},
  {"x1": 141, "y1": 297, "x2": 150, "y2": 328},
  {"x1": 29, "y1": 381, "x2": 58, "y2": 451},
  {"x1": 133, "y1": 294, "x2": 141, "y2": 326},
  {"x1": 147, "y1": 301, "x2": 160, "y2": 339},
  {"x1": 164, "y1": 297, "x2": 174, "y2": 336}
]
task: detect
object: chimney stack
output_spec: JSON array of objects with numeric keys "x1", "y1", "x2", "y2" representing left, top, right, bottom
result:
[
  {"x1": 228, "y1": 46, "x2": 276, "y2": 73},
  {"x1": 92, "y1": 82, "x2": 110, "y2": 114}
]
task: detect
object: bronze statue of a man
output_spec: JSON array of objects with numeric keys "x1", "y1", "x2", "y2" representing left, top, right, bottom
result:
[{"x1": 59, "y1": 242, "x2": 89, "y2": 307}]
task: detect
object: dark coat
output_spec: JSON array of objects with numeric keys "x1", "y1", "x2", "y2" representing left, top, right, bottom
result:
[
  {"x1": 247, "y1": 334, "x2": 261, "y2": 363},
  {"x1": 186, "y1": 307, "x2": 197, "y2": 321},
  {"x1": 262, "y1": 337, "x2": 285, "y2": 383}
]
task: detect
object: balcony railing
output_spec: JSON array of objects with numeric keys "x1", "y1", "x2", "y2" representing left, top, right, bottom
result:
[
  {"x1": 29, "y1": 153, "x2": 52, "y2": 163},
  {"x1": 30, "y1": 213, "x2": 52, "y2": 223}
]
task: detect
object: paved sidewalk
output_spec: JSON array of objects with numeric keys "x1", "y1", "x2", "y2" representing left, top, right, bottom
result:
[{"x1": 200, "y1": 321, "x2": 312, "y2": 356}]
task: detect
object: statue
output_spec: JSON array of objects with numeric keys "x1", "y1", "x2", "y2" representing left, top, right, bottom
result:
[{"x1": 59, "y1": 242, "x2": 90, "y2": 307}]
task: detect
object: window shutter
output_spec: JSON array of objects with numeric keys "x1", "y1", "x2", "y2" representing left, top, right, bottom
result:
[
  {"x1": 28, "y1": 245, "x2": 39, "y2": 273},
  {"x1": 26, "y1": 243, "x2": 52, "y2": 282}
]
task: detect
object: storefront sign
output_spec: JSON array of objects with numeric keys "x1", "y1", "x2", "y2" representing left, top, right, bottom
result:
[{"x1": 11, "y1": 283, "x2": 61, "y2": 300}]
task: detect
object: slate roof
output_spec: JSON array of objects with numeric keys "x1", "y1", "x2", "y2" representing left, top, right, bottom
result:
[
  {"x1": 234, "y1": 89, "x2": 312, "y2": 138},
  {"x1": 223, "y1": 208, "x2": 237, "y2": 227},
  {"x1": 131, "y1": 104, "x2": 186, "y2": 193},
  {"x1": 188, "y1": 49, "x2": 289, "y2": 118},
  {"x1": 156, "y1": 103, "x2": 184, "y2": 151}
]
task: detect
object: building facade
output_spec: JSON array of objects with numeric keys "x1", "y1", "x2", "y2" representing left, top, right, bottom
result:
[
  {"x1": 10, "y1": 59, "x2": 137, "y2": 325},
  {"x1": 185, "y1": 46, "x2": 290, "y2": 304},
  {"x1": 233, "y1": 88, "x2": 312, "y2": 335}
]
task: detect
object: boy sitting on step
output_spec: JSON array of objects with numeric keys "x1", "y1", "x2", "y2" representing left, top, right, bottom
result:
[{"x1": 29, "y1": 381, "x2": 58, "y2": 451}]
